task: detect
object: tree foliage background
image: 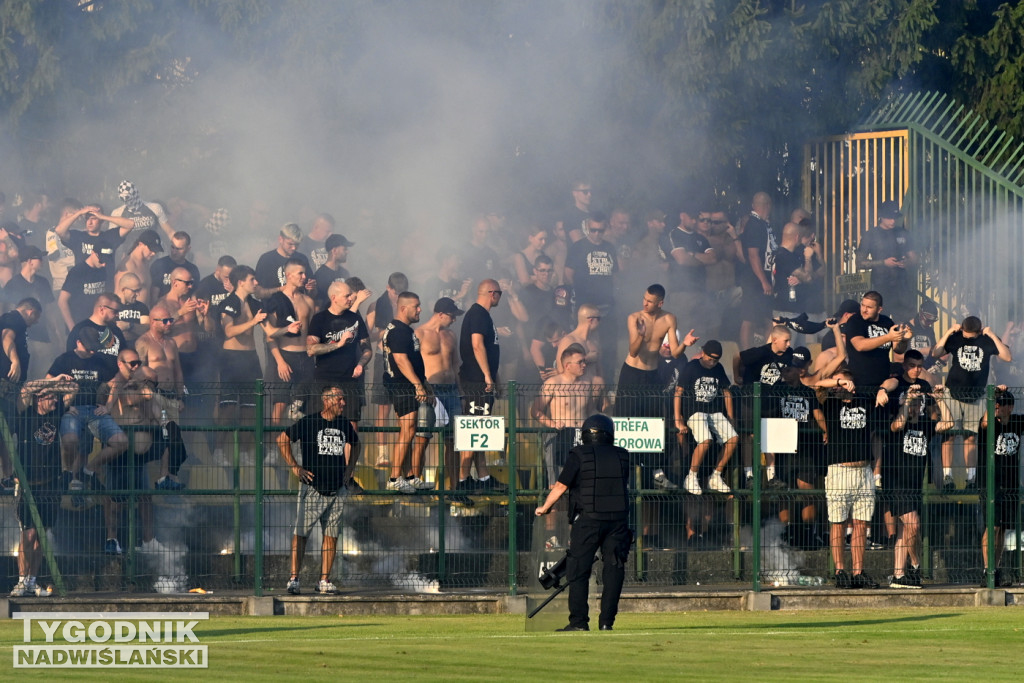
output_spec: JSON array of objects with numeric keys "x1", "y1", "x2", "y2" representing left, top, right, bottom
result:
[{"x1": 0, "y1": 0, "x2": 1019, "y2": 219}]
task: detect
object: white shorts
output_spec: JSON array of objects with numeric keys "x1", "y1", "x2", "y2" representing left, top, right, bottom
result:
[
  {"x1": 294, "y1": 483, "x2": 345, "y2": 538},
  {"x1": 825, "y1": 464, "x2": 875, "y2": 523},
  {"x1": 687, "y1": 412, "x2": 738, "y2": 445}
]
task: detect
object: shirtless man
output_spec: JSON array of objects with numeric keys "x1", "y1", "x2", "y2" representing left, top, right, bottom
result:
[
  {"x1": 261, "y1": 258, "x2": 313, "y2": 422},
  {"x1": 219, "y1": 266, "x2": 267, "y2": 453},
  {"x1": 157, "y1": 266, "x2": 210, "y2": 403},
  {"x1": 415, "y1": 297, "x2": 463, "y2": 491},
  {"x1": 532, "y1": 343, "x2": 605, "y2": 487},
  {"x1": 135, "y1": 303, "x2": 185, "y2": 405},
  {"x1": 618, "y1": 283, "x2": 698, "y2": 418},
  {"x1": 554, "y1": 303, "x2": 603, "y2": 377}
]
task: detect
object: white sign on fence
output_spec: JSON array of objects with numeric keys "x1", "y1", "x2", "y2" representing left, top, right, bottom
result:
[
  {"x1": 612, "y1": 418, "x2": 664, "y2": 453},
  {"x1": 454, "y1": 415, "x2": 506, "y2": 451}
]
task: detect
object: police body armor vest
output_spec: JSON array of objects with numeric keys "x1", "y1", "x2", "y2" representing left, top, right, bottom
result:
[{"x1": 572, "y1": 444, "x2": 628, "y2": 520}]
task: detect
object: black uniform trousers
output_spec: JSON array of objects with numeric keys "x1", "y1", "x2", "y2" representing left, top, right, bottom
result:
[{"x1": 566, "y1": 515, "x2": 631, "y2": 629}]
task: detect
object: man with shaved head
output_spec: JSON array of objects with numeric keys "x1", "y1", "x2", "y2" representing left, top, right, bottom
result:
[
  {"x1": 135, "y1": 302, "x2": 184, "y2": 402},
  {"x1": 114, "y1": 272, "x2": 150, "y2": 345},
  {"x1": 456, "y1": 279, "x2": 507, "y2": 493}
]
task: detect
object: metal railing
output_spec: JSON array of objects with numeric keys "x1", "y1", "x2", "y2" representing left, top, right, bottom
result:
[{"x1": 2, "y1": 381, "x2": 1020, "y2": 596}]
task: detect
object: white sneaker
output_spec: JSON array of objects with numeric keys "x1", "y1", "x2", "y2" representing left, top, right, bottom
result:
[
  {"x1": 34, "y1": 584, "x2": 53, "y2": 597},
  {"x1": 653, "y1": 470, "x2": 678, "y2": 490},
  {"x1": 317, "y1": 579, "x2": 339, "y2": 594},
  {"x1": 386, "y1": 478, "x2": 416, "y2": 494},
  {"x1": 287, "y1": 400, "x2": 305, "y2": 421},
  {"x1": 406, "y1": 476, "x2": 434, "y2": 490},
  {"x1": 684, "y1": 472, "x2": 702, "y2": 496},
  {"x1": 9, "y1": 581, "x2": 29, "y2": 597},
  {"x1": 286, "y1": 578, "x2": 300, "y2": 595},
  {"x1": 138, "y1": 538, "x2": 165, "y2": 554},
  {"x1": 707, "y1": 470, "x2": 731, "y2": 493}
]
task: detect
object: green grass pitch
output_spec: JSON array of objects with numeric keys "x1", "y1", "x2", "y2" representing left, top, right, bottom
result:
[{"x1": 2, "y1": 608, "x2": 1022, "y2": 680}]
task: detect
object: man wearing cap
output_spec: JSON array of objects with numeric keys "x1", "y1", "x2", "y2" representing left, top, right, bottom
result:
[
  {"x1": 116, "y1": 229, "x2": 162, "y2": 306},
  {"x1": 675, "y1": 339, "x2": 738, "y2": 495},
  {"x1": 312, "y1": 233, "x2": 354, "y2": 311},
  {"x1": 413, "y1": 297, "x2": 464, "y2": 491},
  {"x1": 47, "y1": 326, "x2": 128, "y2": 512},
  {"x1": 149, "y1": 231, "x2": 200, "y2": 303},
  {"x1": 856, "y1": 200, "x2": 918, "y2": 323},
  {"x1": 895, "y1": 300, "x2": 942, "y2": 382},
  {"x1": 255, "y1": 223, "x2": 312, "y2": 298},
  {"x1": 4, "y1": 246, "x2": 57, "y2": 376},
  {"x1": 64, "y1": 293, "x2": 126, "y2": 375},
  {"x1": 307, "y1": 280, "x2": 370, "y2": 489}
]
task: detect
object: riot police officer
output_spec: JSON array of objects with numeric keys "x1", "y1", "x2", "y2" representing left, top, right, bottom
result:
[{"x1": 535, "y1": 413, "x2": 631, "y2": 631}]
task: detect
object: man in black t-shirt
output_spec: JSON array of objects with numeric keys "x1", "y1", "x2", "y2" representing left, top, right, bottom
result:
[
  {"x1": 844, "y1": 291, "x2": 910, "y2": 389},
  {"x1": 662, "y1": 207, "x2": 715, "y2": 329},
  {"x1": 254, "y1": 223, "x2": 311, "y2": 298},
  {"x1": 0, "y1": 298, "x2": 41, "y2": 384},
  {"x1": 277, "y1": 385, "x2": 358, "y2": 595},
  {"x1": 977, "y1": 389, "x2": 1024, "y2": 586},
  {"x1": 8, "y1": 376, "x2": 78, "y2": 598},
  {"x1": 456, "y1": 279, "x2": 506, "y2": 494},
  {"x1": 308, "y1": 280, "x2": 370, "y2": 427},
  {"x1": 58, "y1": 248, "x2": 116, "y2": 331},
  {"x1": 739, "y1": 192, "x2": 777, "y2": 348},
  {"x1": 565, "y1": 213, "x2": 617, "y2": 310},
  {"x1": 933, "y1": 315, "x2": 1013, "y2": 490},
  {"x1": 367, "y1": 272, "x2": 407, "y2": 431},
  {"x1": 675, "y1": 340, "x2": 737, "y2": 496},
  {"x1": 381, "y1": 291, "x2": 433, "y2": 494},
  {"x1": 734, "y1": 325, "x2": 794, "y2": 488},
  {"x1": 149, "y1": 231, "x2": 201, "y2": 302},
  {"x1": 311, "y1": 233, "x2": 354, "y2": 310},
  {"x1": 856, "y1": 200, "x2": 917, "y2": 323}
]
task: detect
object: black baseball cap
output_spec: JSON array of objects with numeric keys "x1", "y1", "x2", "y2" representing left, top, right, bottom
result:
[
  {"x1": 834, "y1": 299, "x2": 860, "y2": 318},
  {"x1": 878, "y1": 200, "x2": 902, "y2": 220},
  {"x1": 702, "y1": 340, "x2": 723, "y2": 357},
  {"x1": 434, "y1": 297, "x2": 464, "y2": 317},
  {"x1": 790, "y1": 346, "x2": 812, "y2": 369},
  {"x1": 325, "y1": 234, "x2": 355, "y2": 250}
]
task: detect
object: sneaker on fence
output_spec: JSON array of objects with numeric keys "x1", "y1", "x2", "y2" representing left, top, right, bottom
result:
[
  {"x1": 745, "y1": 472, "x2": 755, "y2": 489},
  {"x1": 287, "y1": 400, "x2": 305, "y2": 421},
  {"x1": 406, "y1": 476, "x2": 435, "y2": 491},
  {"x1": 653, "y1": 469, "x2": 678, "y2": 490},
  {"x1": 68, "y1": 478, "x2": 85, "y2": 510},
  {"x1": 765, "y1": 477, "x2": 787, "y2": 490},
  {"x1": 684, "y1": 472, "x2": 702, "y2": 496},
  {"x1": 386, "y1": 477, "x2": 416, "y2": 494},
  {"x1": 9, "y1": 581, "x2": 30, "y2": 597},
  {"x1": 286, "y1": 578, "x2": 300, "y2": 595},
  {"x1": 833, "y1": 569, "x2": 853, "y2": 589},
  {"x1": 155, "y1": 476, "x2": 186, "y2": 491},
  {"x1": 963, "y1": 477, "x2": 978, "y2": 492},
  {"x1": 889, "y1": 574, "x2": 921, "y2": 589},
  {"x1": 104, "y1": 538, "x2": 123, "y2": 556},
  {"x1": 455, "y1": 477, "x2": 480, "y2": 493},
  {"x1": 707, "y1": 470, "x2": 731, "y2": 494},
  {"x1": 477, "y1": 476, "x2": 507, "y2": 493},
  {"x1": 852, "y1": 571, "x2": 879, "y2": 589},
  {"x1": 317, "y1": 579, "x2": 339, "y2": 595},
  {"x1": 34, "y1": 584, "x2": 53, "y2": 597},
  {"x1": 942, "y1": 474, "x2": 955, "y2": 491}
]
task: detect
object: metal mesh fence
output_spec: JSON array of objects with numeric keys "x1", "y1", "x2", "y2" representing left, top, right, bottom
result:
[{"x1": 2, "y1": 380, "x2": 1020, "y2": 596}]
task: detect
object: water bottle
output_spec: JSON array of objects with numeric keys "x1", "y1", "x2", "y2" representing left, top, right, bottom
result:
[
  {"x1": 788, "y1": 284, "x2": 797, "y2": 303},
  {"x1": 161, "y1": 409, "x2": 169, "y2": 439}
]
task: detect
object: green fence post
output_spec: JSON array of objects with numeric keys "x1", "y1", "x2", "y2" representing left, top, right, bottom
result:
[
  {"x1": 233, "y1": 426, "x2": 242, "y2": 583},
  {"x1": 507, "y1": 380, "x2": 518, "y2": 597},
  {"x1": 126, "y1": 428, "x2": 137, "y2": 585},
  {"x1": 254, "y1": 379, "x2": 265, "y2": 597},
  {"x1": 984, "y1": 384, "x2": 996, "y2": 589},
  {"x1": 751, "y1": 383, "x2": 762, "y2": 592}
]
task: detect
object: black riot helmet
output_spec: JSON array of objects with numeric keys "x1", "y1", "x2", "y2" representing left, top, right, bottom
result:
[{"x1": 581, "y1": 413, "x2": 615, "y2": 445}]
